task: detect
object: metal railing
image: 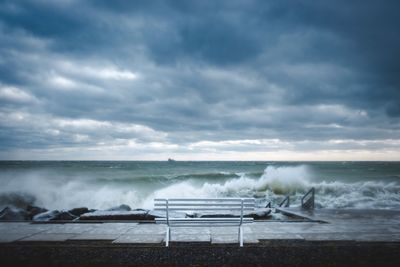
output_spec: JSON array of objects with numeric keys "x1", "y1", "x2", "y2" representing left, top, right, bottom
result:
[
  {"x1": 301, "y1": 187, "x2": 315, "y2": 210},
  {"x1": 279, "y1": 196, "x2": 290, "y2": 207}
]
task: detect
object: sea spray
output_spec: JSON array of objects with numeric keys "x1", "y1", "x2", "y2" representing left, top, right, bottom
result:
[{"x1": 0, "y1": 161, "x2": 399, "y2": 210}]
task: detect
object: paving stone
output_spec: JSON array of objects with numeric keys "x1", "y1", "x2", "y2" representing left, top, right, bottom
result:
[
  {"x1": 68, "y1": 233, "x2": 121, "y2": 241},
  {"x1": 0, "y1": 225, "x2": 47, "y2": 235},
  {"x1": 1, "y1": 218, "x2": 400, "y2": 245},
  {"x1": 300, "y1": 233, "x2": 357, "y2": 241},
  {"x1": 113, "y1": 234, "x2": 164, "y2": 244},
  {"x1": 256, "y1": 233, "x2": 304, "y2": 240},
  {"x1": 19, "y1": 233, "x2": 77, "y2": 242},
  {"x1": 211, "y1": 234, "x2": 259, "y2": 244},
  {"x1": 0, "y1": 223, "x2": 30, "y2": 232},
  {"x1": 210, "y1": 226, "x2": 252, "y2": 235},
  {"x1": 84, "y1": 226, "x2": 133, "y2": 234},
  {"x1": 355, "y1": 234, "x2": 400, "y2": 242},
  {"x1": 250, "y1": 223, "x2": 312, "y2": 234},
  {"x1": 126, "y1": 224, "x2": 166, "y2": 235},
  {"x1": 209, "y1": 226, "x2": 238, "y2": 235},
  {"x1": 43, "y1": 224, "x2": 98, "y2": 234},
  {"x1": 170, "y1": 234, "x2": 210, "y2": 242},
  {"x1": 88, "y1": 223, "x2": 137, "y2": 232},
  {"x1": 96, "y1": 223, "x2": 137, "y2": 229},
  {"x1": 171, "y1": 227, "x2": 211, "y2": 235},
  {"x1": 0, "y1": 233, "x2": 32, "y2": 243}
]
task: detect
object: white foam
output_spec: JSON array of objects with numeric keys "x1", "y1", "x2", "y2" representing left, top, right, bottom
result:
[
  {"x1": 0, "y1": 171, "x2": 141, "y2": 210},
  {"x1": 142, "y1": 165, "x2": 400, "y2": 209},
  {"x1": 141, "y1": 165, "x2": 310, "y2": 207},
  {"x1": 1, "y1": 165, "x2": 400, "y2": 210}
]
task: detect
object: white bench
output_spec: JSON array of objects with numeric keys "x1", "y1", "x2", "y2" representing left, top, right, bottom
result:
[{"x1": 154, "y1": 198, "x2": 255, "y2": 247}]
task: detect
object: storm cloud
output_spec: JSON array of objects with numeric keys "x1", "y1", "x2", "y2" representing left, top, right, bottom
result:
[{"x1": 0, "y1": 0, "x2": 399, "y2": 160}]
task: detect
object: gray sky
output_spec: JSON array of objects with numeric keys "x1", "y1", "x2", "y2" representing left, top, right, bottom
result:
[{"x1": 1, "y1": 0, "x2": 400, "y2": 160}]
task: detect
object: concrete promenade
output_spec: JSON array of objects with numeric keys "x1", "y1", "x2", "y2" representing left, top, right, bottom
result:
[{"x1": 1, "y1": 209, "x2": 400, "y2": 266}]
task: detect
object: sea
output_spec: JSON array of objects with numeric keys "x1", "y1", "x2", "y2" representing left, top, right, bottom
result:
[{"x1": 1, "y1": 161, "x2": 400, "y2": 211}]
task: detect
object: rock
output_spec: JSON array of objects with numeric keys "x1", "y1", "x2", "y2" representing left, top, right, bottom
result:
[
  {"x1": 55, "y1": 211, "x2": 78, "y2": 220},
  {"x1": 26, "y1": 205, "x2": 48, "y2": 220},
  {"x1": 146, "y1": 210, "x2": 187, "y2": 219},
  {"x1": 145, "y1": 210, "x2": 164, "y2": 220},
  {"x1": 33, "y1": 210, "x2": 60, "y2": 221},
  {"x1": 146, "y1": 210, "x2": 187, "y2": 220},
  {"x1": 245, "y1": 208, "x2": 272, "y2": 220},
  {"x1": 185, "y1": 211, "x2": 199, "y2": 218},
  {"x1": 33, "y1": 210, "x2": 77, "y2": 221},
  {"x1": 79, "y1": 210, "x2": 149, "y2": 220},
  {"x1": 196, "y1": 208, "x2": 272, "y2": 220},
  {"x1": 107, "y1": 204, "x2": 131, "y2": 211},
  {"x1": 68, "y1": 207, "x2": 89, "y2": 217},
  {"x1": 0, "y1": 207, "x2": 29, "y2": 221}
]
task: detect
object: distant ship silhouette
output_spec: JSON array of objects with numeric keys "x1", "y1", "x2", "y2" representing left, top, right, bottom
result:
[{"x1": 168, "y1": 158, "x2": 176, "y2": 162}]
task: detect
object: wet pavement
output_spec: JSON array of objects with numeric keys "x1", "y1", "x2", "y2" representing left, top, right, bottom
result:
[{"x1": 1, "y1": 209, "x2": 400, "y2": 245}]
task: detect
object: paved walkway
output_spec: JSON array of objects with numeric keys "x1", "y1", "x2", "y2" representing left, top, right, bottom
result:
[{"x1": 1, "y1": 209, "x2": 400, "y2": 245}]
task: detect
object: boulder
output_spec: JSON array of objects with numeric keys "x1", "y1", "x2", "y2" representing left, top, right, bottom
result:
[
  {"x1": 33, "y1": 210, "x2": 60, "y2": 221},
  {"x1": 145, "y1": 210, "x2": 163, "y2": 220},
  {"x1": 55, "y1": 211, "x2": 78, "y2": 220},
  {"x1": 0, "y1": 207, "x2": 29, "y2": 221},
  {"x1": 245, "y1": 208, "x2": 272, "y2": 220},
  {"x1": 185, "y1": 211, "x2": 200, "y2": 218},
  {"x1": 145, "y1": 209, "x2": 186, "y2": 220},
  {"x1": 79, "y1": 210, "x2": 149, "y2": 220},
  {"x1": 26, "y1": 205, "x2": 48, "y2": 220},
  {"x1": 196, "y1": 208, "x2": 272, "y2": 220},
  {"x1": 106, "y1": 204, "x2": 131, "y2": 211},
  {"x1": 33, "y1": 210, "x2": 77, "y2": 221},
  {"x1": 68, "y1": 207, "x2": 90, "y2": 217}
]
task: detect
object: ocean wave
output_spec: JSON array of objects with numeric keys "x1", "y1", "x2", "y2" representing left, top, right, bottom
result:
[
  {"x1": 142, "y1": 165, "x2": 400, "y2": 209},
  {"x1": 1, "y1": 165, "x2": 400, "y2": 210}
]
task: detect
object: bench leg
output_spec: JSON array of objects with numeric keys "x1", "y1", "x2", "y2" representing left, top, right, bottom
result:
[
  {"x1": 239, "y1": 226, "x2": 243, "y2": 247},
  {"x1": 166, "y1": 226, "x2": 170, "y2": 247},
  {"x1": 238, "y1": 227, "x2": 240, "y2": 245}
]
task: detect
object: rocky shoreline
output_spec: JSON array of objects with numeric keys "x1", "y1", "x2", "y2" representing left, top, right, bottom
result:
[{"x1": 0, "y1": 204, "x2": 272, "y2": 222}]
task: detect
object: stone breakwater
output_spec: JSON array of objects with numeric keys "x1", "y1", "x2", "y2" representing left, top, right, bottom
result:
[{"x1": 0, "y1": 204, "x2": 272, "y2": 221}]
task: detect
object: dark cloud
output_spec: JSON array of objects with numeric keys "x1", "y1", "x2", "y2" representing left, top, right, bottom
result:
[{"x1": 0, "y1": 0, "x2": 399, "y2": 159}]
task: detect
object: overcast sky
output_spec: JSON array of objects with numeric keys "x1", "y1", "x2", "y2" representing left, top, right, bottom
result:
[{"x1": 0, "y1": 0, "x2": 400, "y2": 160}]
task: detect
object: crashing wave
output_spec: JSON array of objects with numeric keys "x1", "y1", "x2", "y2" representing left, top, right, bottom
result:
[{"x1": 1, "y1": 165, "x2": 400, "y2": 210}]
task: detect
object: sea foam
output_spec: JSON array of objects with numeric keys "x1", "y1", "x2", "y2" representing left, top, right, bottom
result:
[{"x1": 1, "y1": 164, "x2": 400, "y2": 210}]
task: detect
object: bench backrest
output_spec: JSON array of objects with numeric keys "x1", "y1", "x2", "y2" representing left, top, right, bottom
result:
[{"x1": 154, "y1": 198, "x2": 256, "y2": 214}]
